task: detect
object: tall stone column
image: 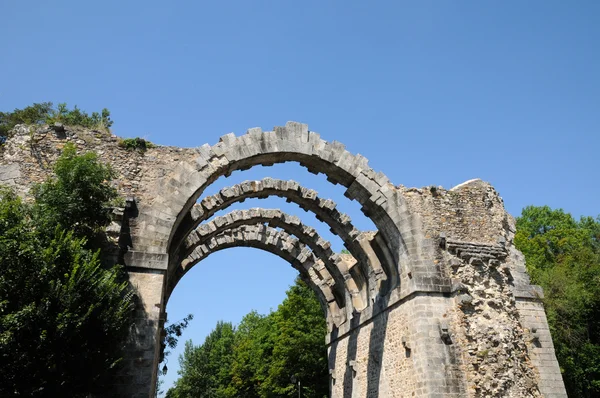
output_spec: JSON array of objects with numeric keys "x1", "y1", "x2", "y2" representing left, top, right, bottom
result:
[{"x1": 114, "y1": 254, "x2": 167, "y2": 398}]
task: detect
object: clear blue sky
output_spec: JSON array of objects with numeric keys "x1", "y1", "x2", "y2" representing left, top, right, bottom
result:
[{"x1": 2, "y1": 1, "x2": 598, "y2": 394}]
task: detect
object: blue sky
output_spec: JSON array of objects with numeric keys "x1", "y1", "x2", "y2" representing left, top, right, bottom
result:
[{"x1": 2, "y1": 0, "x2": 598, "y2": 394}]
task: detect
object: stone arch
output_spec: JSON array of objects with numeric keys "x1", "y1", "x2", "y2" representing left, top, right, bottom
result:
[
  {"x1": 0, "y1": 121, "x2": 567, "y2": 397},
  {"x1": 178, "y1": 208, "x2": 368, "y2": 311},
  {"x1": 171, "y1": 178, "x2": 394, "y2": 292},
  {"x1": 173, "y1": 223, "x2": 347, "y2": 327},
  {"x1": 133, "y1": 122, "x2": 426, "y2": 296}
]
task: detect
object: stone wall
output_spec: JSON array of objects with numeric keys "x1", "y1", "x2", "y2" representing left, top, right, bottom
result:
[
  {"x1": 0, "y1": 122, "x2": 567, "y2": 397},
  {"x1": 329, "y1": 294, "x2": 466, "y2": 398},
  {"x1": 0, "y1": 124, "x2": 194, "y2": 203}
]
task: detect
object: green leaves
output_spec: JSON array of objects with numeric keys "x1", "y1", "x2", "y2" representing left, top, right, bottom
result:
[
  {"x1": 172, "y1": 322, "x2": 236, "y2": 398},
  {"x1": 265, "y1": 280, "x2": 328, "y2": 398},
  {"x1": 46, "y1": 103, "x2": 113, "y2": 131},
  {"x1": 0, "y1": 102, "x2": 53, "y2": 141},
  {"x1": 0, "y1": 102, "x2": 113, "y2": 144},
  {"x1": 117, "y1": 137, "x2": 155, "y2": 152},
  {"x1": 167, "y1": 278, "x2": 328, "y2": 398},
  {"x1": 0, "y1": 146, "x2": 133, "y2": 396},
  {"x1": 515, "y1": 206, "x2": 600, "y2": 397},
  {"x1": 33, "y1": 142, "x2": 118, "y2": 245}
]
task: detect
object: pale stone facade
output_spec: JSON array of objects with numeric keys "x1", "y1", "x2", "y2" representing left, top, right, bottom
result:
[{"x1": 0, "y1": 122, "x2": 567, "y2": 397}]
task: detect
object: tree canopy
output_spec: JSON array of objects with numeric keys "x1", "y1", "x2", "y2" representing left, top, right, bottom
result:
[
  {"x1": 167, "y1": 278, "x2": 328, "y2": 398},
  {"x1": 515, "y1": 206, "x2": 600, "y2": 397},
  {"x1": 0, "y1": 145, "x2": 133, "y2": 397}
]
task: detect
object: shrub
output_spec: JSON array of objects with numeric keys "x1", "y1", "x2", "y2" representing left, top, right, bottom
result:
[
  {"x1": 0, "y1": 102, "x2": 114, "y2": 145},
  {"x1": 0, "y1": 102, "x2": 53, "y2": 143},
  {"x1": 117, "y1": 137, "x2": 155, "y2": 152},
  {"x1": 46, "y1": 102, "x2": 113, "y2": 131}
]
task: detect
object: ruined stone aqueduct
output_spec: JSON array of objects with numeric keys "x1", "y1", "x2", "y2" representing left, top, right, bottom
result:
[{"x1": 0, "y1": 122, "x2": 567, "y2": 397}]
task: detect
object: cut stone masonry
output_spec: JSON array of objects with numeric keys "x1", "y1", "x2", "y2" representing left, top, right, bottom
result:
[
  {"x1": 181, "y1": 208, "x2": 367, "y2": 311},
  {"x1": 0, "y1": 122, "x2": 567, "y2": 397},
  {"x1": 177, "y1": 178, "x2": 389, "y2": 301},
  {"x1": 181, "y1": 223, "x2": 346, "y2": 328}
]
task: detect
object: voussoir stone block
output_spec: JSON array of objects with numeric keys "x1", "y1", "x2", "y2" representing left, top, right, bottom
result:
[{"x1": 2, "y1": 122, "x2": 565, "y2": 398}]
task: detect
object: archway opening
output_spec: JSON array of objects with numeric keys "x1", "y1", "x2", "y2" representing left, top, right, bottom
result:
[
  {"x1": 167, "y1": 175, "x2": 399, "y2": 308},
  {"x1": 160, "y1": 247, "x2": 331, "y2": 397},
  {"x1": 141, "y1": 123, "x2": 420, "y2": 397}
]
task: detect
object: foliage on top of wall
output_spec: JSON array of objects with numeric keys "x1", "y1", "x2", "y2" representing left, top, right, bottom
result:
[
  {"x1": 0, "y1": 102, "x2": 113, "y2": 144},
  {"x1": 117, "y1": 137, "x2": 156, "y2": 152},
  {"x1": 46, "y1": 103, "x2": 113, "y2": 132}
]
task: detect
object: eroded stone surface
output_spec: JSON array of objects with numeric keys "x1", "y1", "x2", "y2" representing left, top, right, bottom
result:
[
  {"x1": 0, "y1": 122, "x2": 567, "y2": 398},
  {"x1": 443, "y1": 239, "x2": 541, "y2": 396}
]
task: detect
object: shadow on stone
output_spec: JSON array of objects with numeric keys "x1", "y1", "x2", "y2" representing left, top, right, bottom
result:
[
  {"x1": 343, "y1": 315, "x2": 361, "y2": 398},
  {"x1": 366, "y1": 294, "x2": 391, "y2": 398}
]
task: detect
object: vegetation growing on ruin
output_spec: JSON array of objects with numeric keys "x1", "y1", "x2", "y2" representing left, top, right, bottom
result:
[
  {"x1": 2, "y1": 103, "x2": 598, "y2": 397},
  {"x1": 165, "y1": 278, "x2": 329, "y2": 398},
  {"x1": 33, "y1": 143, "x2": 120, "y2": 245},
  {"x1": 0, "y1": 144, "x2": 133, "y2": 397},
  {"x1": 118, "y1": 137, "x2": 156, "y2": 152},
  {"x1": 0, "y1": 102, "x2": 113, "y2": 144},
  {"x1": 46, "y1": 102, "x2": 113, "y2": 131}
]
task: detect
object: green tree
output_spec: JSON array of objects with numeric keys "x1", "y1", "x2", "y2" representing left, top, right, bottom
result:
[
  {"x1": 0, "y1": 144, "x2": 134, "y2": 396},
  {"x1": 169, "y1": 321, "x2": 236, "y2": 398},
  {"x1": 0, "y1": 188, "x2": 133, "y2": 397},
  {"x1": 32, "y1": 142, "x2": 118, "y2": 245},
  {"x1": 169, "y1": 278, "x2": 328, "y2": 398},
  {"x1": 228, "y1": 311, "x2": 276, "y2": 397},
  {"x1": 515, "y1": 206, "x2": 600, "y2": 397},
  {"x1": 262, "y1": 278, "x2": 328, "y2": 398}
]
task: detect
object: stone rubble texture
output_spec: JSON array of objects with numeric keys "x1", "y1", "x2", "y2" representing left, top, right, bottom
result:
[{"x1": 0, "y1": 122, "x2": 567, "y2": 397}]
